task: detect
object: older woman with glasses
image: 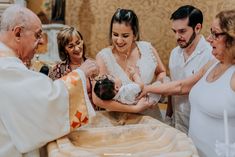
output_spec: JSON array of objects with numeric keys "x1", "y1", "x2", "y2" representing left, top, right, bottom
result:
[
  {"x1": 139, "y1": 10, "x2": 235, "y2": 157},
  {"x1": 49, "y1": 26, "x2": 101, "y2": 109},
  {"x1": 93, "y1": 8, "x2": 166, "y2": 118},
  {"x1": 49, "y1": 26, "x2": 86, "y2": 80}
]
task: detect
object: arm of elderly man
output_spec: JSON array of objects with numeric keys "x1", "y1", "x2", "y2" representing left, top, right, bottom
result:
[{"x1": 0, "y1": 57, "x2": 97, "y2": 154}]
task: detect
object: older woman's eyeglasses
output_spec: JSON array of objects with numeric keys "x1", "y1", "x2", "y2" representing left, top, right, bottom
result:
[
  {"x1": 210, "y1": 29, "x2": 226, "y2": 40},
  {"x1": 66, "y1": 40, "x2": 83, "y2": 50}
]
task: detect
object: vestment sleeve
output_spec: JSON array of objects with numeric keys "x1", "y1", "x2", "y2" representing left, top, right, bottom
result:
[
  {"x1": 61, "y1": 69, "x2": 95, "y2": 131},
  {"x1": 0, "y1": 66, "x2": 94, "y2": 153}
]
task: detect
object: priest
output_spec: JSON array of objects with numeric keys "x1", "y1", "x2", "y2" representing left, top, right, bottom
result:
[{"x1": 0, "y1": 4, "x2": 98, "y2": 157}]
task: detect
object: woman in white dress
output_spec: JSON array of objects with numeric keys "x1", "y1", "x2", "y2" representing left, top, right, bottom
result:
[
  {"x1": 139, "y1": 10, "x2": 235, "y2": 157},
  {"x1": 93, "y1": 8, "x2": 166, "y2": 119}
]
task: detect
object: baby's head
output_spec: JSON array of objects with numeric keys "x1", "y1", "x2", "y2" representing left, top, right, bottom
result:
[{"x1": 94, "y1": 75, "x2": 121, "y2": 100}]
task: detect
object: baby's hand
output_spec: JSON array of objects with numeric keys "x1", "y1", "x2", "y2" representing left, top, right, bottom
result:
[{"x1": 136, "y1": 86, "x2": 148, "y2": 100}]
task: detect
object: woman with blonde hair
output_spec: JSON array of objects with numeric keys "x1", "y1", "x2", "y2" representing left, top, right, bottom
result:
[
  {"x1": 49, "y1": 26, "x2": 86, "y2": 80},
  {"x1": 49, "y1": 26, "x2": 101, "y2": 110}
]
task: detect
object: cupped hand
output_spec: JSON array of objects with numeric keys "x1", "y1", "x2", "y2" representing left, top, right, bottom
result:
[{"x1": 79, "y1": 59, "x2": 99, "y2": 78}]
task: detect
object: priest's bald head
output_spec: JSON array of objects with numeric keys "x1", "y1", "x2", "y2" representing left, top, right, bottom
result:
[{"x1": 0, "y1": 4, "x2": 44, "y2": 67}]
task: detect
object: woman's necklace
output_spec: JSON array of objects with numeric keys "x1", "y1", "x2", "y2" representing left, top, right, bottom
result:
[
  {"x1": 114, "y1": 44, "x2": 138, "y2": 70},
  {"x1": 119, "y1": 53, "x2": 129, "y2": 71},
  {"x1": 113, "y1": 48, "x2": 130, "y2": 71}
]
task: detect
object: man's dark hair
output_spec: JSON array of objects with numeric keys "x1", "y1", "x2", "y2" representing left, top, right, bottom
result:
[
  {"x1": 170, "y1": 5, "x2": 203, "y2": 29},
  {"x1": 94, "y1": 78, "x2": 116, "y2": 100}
]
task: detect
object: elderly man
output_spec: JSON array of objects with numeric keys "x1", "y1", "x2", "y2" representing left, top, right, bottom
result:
[{"x1": 0, "y1": 4, "x2": 98, "y2": 157}]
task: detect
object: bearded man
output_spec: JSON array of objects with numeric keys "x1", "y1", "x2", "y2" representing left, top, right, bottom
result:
[{"x1": 166, "y1": 5, "x2": 213, "y2": 134}]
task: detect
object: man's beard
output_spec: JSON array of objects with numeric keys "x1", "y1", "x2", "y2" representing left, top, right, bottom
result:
[{"x1": 178, "y1": 31, "x2": 196, "y2": 48}]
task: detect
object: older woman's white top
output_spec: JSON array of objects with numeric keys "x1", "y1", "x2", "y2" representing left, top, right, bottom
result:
[{"x1": 189, "y1": 61, "x2": 235, "y2": 157}]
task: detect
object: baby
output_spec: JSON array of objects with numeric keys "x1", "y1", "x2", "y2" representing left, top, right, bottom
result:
[{"x1": 94, "y1": 67, "x2": 161, "y2": 105}]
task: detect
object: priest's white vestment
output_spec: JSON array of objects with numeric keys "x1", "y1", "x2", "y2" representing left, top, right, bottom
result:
[{"x1": 0, "y1": 42, "x2": 95, "y2": 157}]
